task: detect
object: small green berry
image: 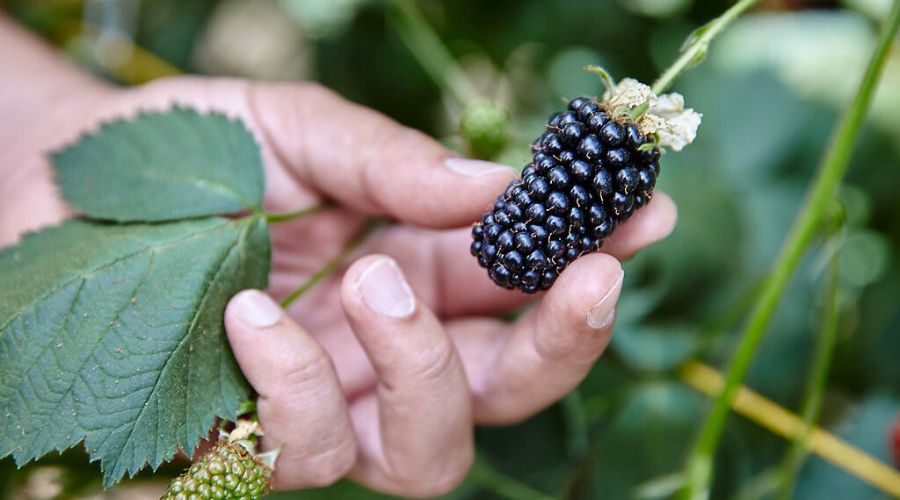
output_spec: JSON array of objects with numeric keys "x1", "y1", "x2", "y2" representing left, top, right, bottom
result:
[
  {"x1": 460, "y1": 99, "x2": 509, "y2": 160},
  {"x1": 162, "y1": 441, "x2": 272, "y2": 500}
]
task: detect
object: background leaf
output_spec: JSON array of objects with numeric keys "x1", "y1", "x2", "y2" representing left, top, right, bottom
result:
[
  {"x1": 589, "y1": 382, "x2": 708, "y2": 499},
  {"x1": 0, "y1": 216, "x2": 270, "y2": 486},
  {"x1": 53, "y1": 107, "x2": 265, "y2": 222}
]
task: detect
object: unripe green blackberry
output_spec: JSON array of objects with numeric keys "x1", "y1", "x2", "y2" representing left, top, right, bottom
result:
[
  {"x1": 471, "y1": 96, "x2": 660, "y2": 293},
  {"x1": 460, "y1": 99, "x2": 509, "y2": 159},
  {"x1": 162, "y1": 441, "x2": 272, "y2": 500}
]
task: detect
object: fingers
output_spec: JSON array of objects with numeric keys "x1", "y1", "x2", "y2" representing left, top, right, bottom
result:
[
  {"x1": 449, "y1": 253, "x2": 624, "y2": 424},
  {"x1": 364, "y1": 192, "x2": 675, "y2": 317},
  {"x1": 340, "y1": 255, "x2": 473, "y2": 497},
  {"x1": 225, "y1": 290, "x2": 357, "y2": 489},
  {"x1": 360, "y1": 224, "x2": 527, "y2": 318},
  {"x1": 601, "y1": 192, "x2": 677, "y2": 259},
  {"x1": 247, "y1": 82, "x2": 518, "y2": 228},
  {"x1": 117, "y1": 77, "x2": 516, "y2": 228}
]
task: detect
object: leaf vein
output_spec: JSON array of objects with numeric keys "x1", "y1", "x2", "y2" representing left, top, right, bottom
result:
[
  {"x1": 109, "y1": 223, "x2": 246, "y2": 477},
  {"x1": 15, "y1": 256, "x2": 153, "y2": 454},
  {"x1": 0, "y1": 220, "x2": 230, "y2": 336}
]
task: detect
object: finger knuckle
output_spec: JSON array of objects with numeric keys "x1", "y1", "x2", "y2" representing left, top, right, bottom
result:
[
  {"x1": 300, "y1": 440, "x2": 358, "y2": 488},
  {"x1": 277, "y1": 350, "x2": 332, "y2": 395},
  {"x1": 404, "y1": 340, "x2": 457, "y2": 384},
  {"x1": 358, "y1": 125, "x2": 427, "y2": 214},
  {"x1": 392, "y1": 452, "x2": 473, "y2": 498}
]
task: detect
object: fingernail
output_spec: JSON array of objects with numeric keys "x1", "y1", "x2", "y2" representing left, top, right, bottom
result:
[
  {"x1": 231, "y1": 290, "x2": 283, "y2": 328},
  {"x1": 445, "y1": 158, "x2": 517, "y2": 177},
  {"x1": 587, "y1": 269, "x2": 624, "y2": 329},
  {"x1": 355, "y1": 257, "x2": 415, "y2": 318}
]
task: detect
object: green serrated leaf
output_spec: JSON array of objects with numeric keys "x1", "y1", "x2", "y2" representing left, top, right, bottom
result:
[
  {"x1": 53, "y1": 107, "x2": 265, "y2": 222},
  {"x1": 0, "y1": 216, "x2": 270, "y2": 486}
]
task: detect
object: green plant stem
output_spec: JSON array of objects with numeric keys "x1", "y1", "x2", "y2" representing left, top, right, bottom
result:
[
  {"x1": 678, "y1": 2, "x2": 900, "y2": 498},
  {"x1": 651, "y1": 0, "x2": 759, "y2": 95},
  {"x1": 264, "y1": 203, "x2": 329, "y2": 224},
  {"x1": 468, "y1": 456, "x2": 555, "y2": 500},
  {"x1": 389, "y1": 0, "x2": 481, "y2": 107},
  {"x1": 279, "y1": 221, "x2": 381, "y2": 309},
  {"x1": 776, "y1": 239, "x2": 843, "y2": 500}
]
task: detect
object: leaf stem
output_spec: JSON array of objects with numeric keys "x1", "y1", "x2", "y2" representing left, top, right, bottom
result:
[
  {"x1": 279, "y1": 220, "x2": 381, "y2": 309},
  {"x1": 678, "y1": 2, "x2": 900, "y2": 498},
  {"x1": 776, "y1": 234, "x2": 843, "y2": 499},
  {"x1": 388, "y1": 0, "x2": 482, "y2": 107},
  {"x1": 651, "y1": 0, "x2": 759, "y2": 95},
  {"x1": 264, "y1": 203, "x2": 329, "y2": 224}
]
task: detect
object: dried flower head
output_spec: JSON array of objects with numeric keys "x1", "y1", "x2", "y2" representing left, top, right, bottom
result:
[{"x1": 602, "y1": 77, "x2": 702, "y2": 152}]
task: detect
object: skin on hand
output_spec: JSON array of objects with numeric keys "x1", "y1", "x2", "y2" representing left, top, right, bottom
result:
[{"x1": 2, "y1": 73, "x2": 677, "y2": 496}]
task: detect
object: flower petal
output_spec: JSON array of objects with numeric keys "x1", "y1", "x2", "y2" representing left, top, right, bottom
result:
[{"x1": 607, "y1": 78, "x2": 655, "y2": 109}]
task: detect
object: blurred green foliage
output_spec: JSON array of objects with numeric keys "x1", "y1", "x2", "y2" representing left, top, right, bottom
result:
[{"x1": 2, "y1": 0, "x2": 899, "y2": 498}]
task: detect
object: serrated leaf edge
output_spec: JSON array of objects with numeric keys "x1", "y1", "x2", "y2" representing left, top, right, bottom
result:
[
  {"x1": 50, "y1": 105, "x2": 265, "y2": 222},
  {"x1": 0, "y1": 217, "x2": 268, "y2": 489}
]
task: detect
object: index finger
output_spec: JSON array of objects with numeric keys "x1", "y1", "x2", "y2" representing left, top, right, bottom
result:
[
  {"x1": 248, "y1": 82, "x2": 518, "y2": 228},
  {"x1": 118, "y1": 77, "x2": 517, "y2": 229},
  {"x1": 361, "y1": 192, "x2": 677, "y2": 317}
]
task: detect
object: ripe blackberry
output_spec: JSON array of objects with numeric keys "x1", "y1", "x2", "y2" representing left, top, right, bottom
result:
[{"x1": 471, "y1": 96, "x2": 661, "y2": 293}]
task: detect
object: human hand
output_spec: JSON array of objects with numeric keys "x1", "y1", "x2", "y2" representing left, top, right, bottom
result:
[{"x1": 3, "y1": 76, "x2": 676, "y2": 497}]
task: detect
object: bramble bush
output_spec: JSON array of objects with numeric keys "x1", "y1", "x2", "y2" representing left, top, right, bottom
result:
[{"x1": 2, "y1": 0, "x2": 900, "y2": 498}]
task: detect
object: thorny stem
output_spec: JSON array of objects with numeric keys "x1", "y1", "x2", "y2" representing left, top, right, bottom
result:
[
  {"x1": 389, "y1": 0, "x2": 482, "y2": 108},
  {"x1": 651, "y1": 0, "x2": 759, "y2": 95},
  {"x1": 678, "y1": 1, "x2": 900, "y2": 498},
  {"x1": 279, "y1": 221, "x2": 382, "y2": 309}
]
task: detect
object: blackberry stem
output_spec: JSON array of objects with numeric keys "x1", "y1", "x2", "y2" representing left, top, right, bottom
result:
[
  {"x1": 279, "y1": 220, "x2": 382, "y2": 309},
  {"x1": 651, "y1": 0, "x2": 759, "y2": 95},
  {"x1": 678, "y1": 1, "x2": 900, "y2": 498}
]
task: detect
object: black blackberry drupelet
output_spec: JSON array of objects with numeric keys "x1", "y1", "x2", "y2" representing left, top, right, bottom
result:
[{"x1": 470, "y1": 96, "x2": 661, "y2": 293}]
